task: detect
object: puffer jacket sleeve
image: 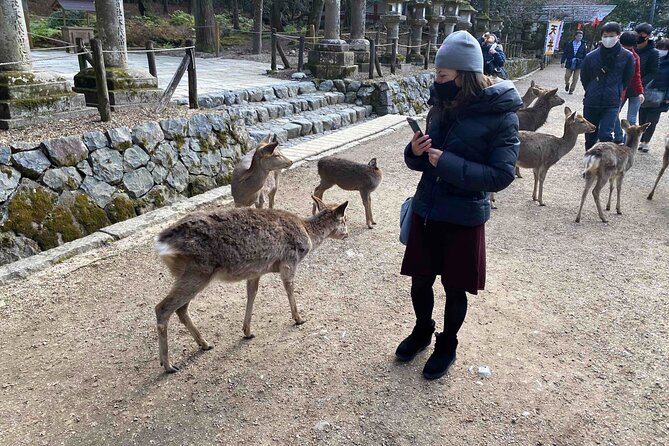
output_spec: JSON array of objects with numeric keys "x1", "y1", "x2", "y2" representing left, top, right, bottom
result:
[
  {"x1": 432, "y1": 112, "x2": 519, "y2": 193},
  {"x1": 404, "y1": 142, "x2": 431, "y2": 171},
  {"x1": 493, "y1": 48, "x2": 506, "y2": 67}
]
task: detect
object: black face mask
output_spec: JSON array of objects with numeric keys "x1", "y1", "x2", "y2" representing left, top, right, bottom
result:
[
  {"x1": 433, "y1": 80, "x2": 459, "y2": 102},
  {"x1": 638, "y1": 36, "x2": 648, "y2": 44}
]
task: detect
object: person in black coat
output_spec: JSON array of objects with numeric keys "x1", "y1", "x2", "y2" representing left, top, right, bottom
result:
[
  {"x1": 480, "y1": 32, "x2": 507, "y2": 79},
  {"x1": 395, "y1": 31, "x2": 521, "y2": 380},
  {"x1": 561, "y1": 30, "x2": 588, "y2": 94},
  {"x1": 580, "y1": 22, "x2": 635, "y2": 150},
  {"x1": 635, "y1": 23, "x2": 662, "y2": 151},
  {"x1": 638, "y1": 38, "x2": 669, "y2": 152}
]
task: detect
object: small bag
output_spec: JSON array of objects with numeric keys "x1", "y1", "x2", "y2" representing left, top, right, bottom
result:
[
  {"x1": 641, "y1": 80, "x2": 666, "y2": 108},
  {"x1": 399, "y1": 196, "x2": 413, "y2": 245}
]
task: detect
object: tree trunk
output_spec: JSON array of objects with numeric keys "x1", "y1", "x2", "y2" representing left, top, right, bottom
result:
[
  {"x1": 308, "y1": 0, "x2": 325, "y2": 32},
  {"x1": 232, "y1": 0, "x2": 240, "y2": 30},
  {"x1": 194, "y1": 0, "x2": 217, "y2": 53},
  {"x1": 163, "y1": 0, "x2": 168, "y2": 15},
  {"x1": 270, "y1": 0, "x2": 284, "y2": 32},
  {"x1": 252, "y1": 0, "x2": 263, "y2": 54}
]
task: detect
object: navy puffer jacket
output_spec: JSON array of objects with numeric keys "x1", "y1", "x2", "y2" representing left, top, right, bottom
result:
[
  {"x1": 404, "y1": 81, "x2": 522, "y2": 226},
  {"x1": 580, "y1": 44, "x2": 635, "y2": 108}
]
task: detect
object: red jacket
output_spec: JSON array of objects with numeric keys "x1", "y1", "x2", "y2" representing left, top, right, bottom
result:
[{"x1": 624, "y1": 48, "x2": 644, "y2": 99}]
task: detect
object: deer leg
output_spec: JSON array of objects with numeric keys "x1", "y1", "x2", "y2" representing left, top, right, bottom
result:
[
  {"x1": 268, "y1": 172, "x2": 279, "y2": 209},
  {"x1": 280, "y1": 263, "x2": 305, "y2": 325},
  {"x1": 538, "y1": 167, "x2": 549, "y2": 206},
  {"x1": 576, "y1": 175, "x2": 595, "y2": 223},
  {"x1": 360, "y1": 190, "x2": 374, "y2": 229},
  {"x1": 648, "y1": 164, "x2": 668, "y2": 200},
  {"x1": 606, "y1": 178, "x2": 615, "y2": 211},
  {"x1": 242, "y1": 277, "x2": 261, "y2": 339},
  {"x1": 155, "y1": 271, "x2": 213, "y2": 373},
  {"x1": 176, "y1": 302, "x2": 212, "y2": 351},
  {"x1": 532, "y1": 169, "x2": 539, "y2": 201},
  {"x1": 593, "y1": 177, "x2": 609, "y2": 223},
  {"x1": 490, "y1": 192, "x2": 497, "y2": 209},
  {"x1": 515, "y1": 165, "x2": 523, "y2": 178},
  {"x1": 312, "y1": 182, "x2": 332, "y2": 214},
  {"x1": 615, "y1": 174, "x2": 625, "y2": 215}
]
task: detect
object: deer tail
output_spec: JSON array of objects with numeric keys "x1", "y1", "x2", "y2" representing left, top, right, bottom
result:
[{"x1": 582, "y1": 152, "x2": 601, "y2": 178}]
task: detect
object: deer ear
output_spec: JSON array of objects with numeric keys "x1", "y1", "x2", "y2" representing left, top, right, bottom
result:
[
  {"x1": 530, "y1": 80, "x2": 536, "y2": 87},
  {"x1": 260, "y1": 134, "x2": 272, "y2": 144},
  {"x1": 334, "y1": 201, "x2": 349, "y2": 217},
  {"x1": 564, "y1": 106, "x2": 572, "y2": 117},
  {"x1": 262, "y1": 141, "x2": 279, "y2": 154},
  {"x1": 621, "y1": 119, "x2": 630, "y2": 130},
  {"x1": 547, "y1": 88, "x2": 558, "y2": 97},
  {"x1": 642, "y1": 122, "x2": 652, "y2": 131},
  {"x1": 368, "y1": 158, "x2": 377, "y2": 168},
  {"x1": 311, "y1": 195, "x2": 326, "y2": 212}
]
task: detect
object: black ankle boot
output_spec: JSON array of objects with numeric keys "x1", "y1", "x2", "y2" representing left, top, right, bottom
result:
[
  {"x1": 423, "y1": 333, "x2": 457, "y2": 380},
  {"x1": 395, "y1": 319, "x2": 435, "y2": 362}
]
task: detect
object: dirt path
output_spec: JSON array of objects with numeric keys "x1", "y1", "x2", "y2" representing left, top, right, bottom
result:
[{"x1": 1, "y1": 64, "x2": 668, "y2": 445}]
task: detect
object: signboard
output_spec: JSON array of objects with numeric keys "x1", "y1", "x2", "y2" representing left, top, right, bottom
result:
[{"x1": 544, "y1": 20, "x2": 564, "y2": 55}]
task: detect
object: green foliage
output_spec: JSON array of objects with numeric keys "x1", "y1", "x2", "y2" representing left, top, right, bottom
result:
[
  {"x1": 29, "y1": 18, "x2": 62, "y2": 47},
  {"x1": 125, "y1": 14, "x2": 193, "y2": 48},
  {"x1": 215, "y1": 13, "x2": 254, "y2": 33},
  {"x1": 170, "y1": 10, "x2": 195, "y2": 27},
  {"x1": 46, "y1": 10, "x2": 91, "y2": 28}
]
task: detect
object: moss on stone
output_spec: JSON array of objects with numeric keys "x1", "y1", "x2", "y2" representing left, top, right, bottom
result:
[
  {"x1": 197, "y1": 137, "x2": 213, "y2": 153},
  {"x1": 116, "y1": 140, "x2": 133, "y2": 152},
  {"x1": 174, "y1": 134, "x2": 186, "y2": 150},
  {"x1": 0, "y1": 165, "x2": 14, "y2": 179},
  {"x1": 43, "y1": 206, "x2": 83, "y2": 245},
  {"x1": 1, "y1": 187, "x2": 56, "y2": 248},
  {"x1": 12, "y1": 95, "x2": 64, "y2": 111},
  {"x1": 0, "y1": 71, "x2": 37, "y2": 86},
  {"x1": 215, "y1": 171, "x2": 233, "y2": 186},
  {"x1": 105, "y1": 195, "x2": 137, "y2": 223},
  {"x1": 71, "y1": 194, "x2": 110, "y2": 234}
]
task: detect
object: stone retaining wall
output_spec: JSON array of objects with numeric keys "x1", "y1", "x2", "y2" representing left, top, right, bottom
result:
[{"x1": 0, "y1": 110, "x2": 253, "y2": 265}]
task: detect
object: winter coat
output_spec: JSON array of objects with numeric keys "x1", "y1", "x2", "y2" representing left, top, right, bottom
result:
[
  {"x1": 644, "y1": 54, "x2": 669, "y2": 112},
  {"x1": 404, "y1": 81, "x2": 522, "y2": 226},
  {"x1": 636, "y1": 40, "x2": 660, "y2": 85},
  {"x1": 580, "y1": 44, "x2": 635, "y2": 108},
  {"x1": 561, "y1": 39, "x2": 587, "y2": 70},
  {"x1": 624, "y1": 48, "x2": 643, "y2": 99},
  {"x1": 481, "y1": 44, "x2": 507, "y2": 76}
]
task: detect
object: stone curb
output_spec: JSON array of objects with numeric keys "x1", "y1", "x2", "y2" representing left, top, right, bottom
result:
[{"x1": 0, "y1": 115, "x2": 416, "y2": 284}]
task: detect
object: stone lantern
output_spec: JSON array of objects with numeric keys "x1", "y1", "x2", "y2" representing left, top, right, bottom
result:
[
  {"x1": 489, "y1": 13, "x2": 503, "y2": 33},
  {"x1": 455, "y1": 0, "x2": 476, "y2": 31},
  {"x1": 426, "y1": 0, "x2": 445, "y2": 56},
  {"x1": 441, "y1": 0, "x2": 460, "y2": 38},
  {"x1": 406, "y1": 1, "x2": 429, "y2": 64},
  {"x1": 474, "y1": 0, "x2": 491, "y2": 37},
  {"x1": 307, "y1": 0, "x2": 358, "y2": 78},
  {"x1": 380, "y1": 0, "x2": 406, "y2": 64}
]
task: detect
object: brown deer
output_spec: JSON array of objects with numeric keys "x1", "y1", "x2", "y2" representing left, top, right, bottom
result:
[
  {"x1": 647, "y1": 135, "x2": 669, "y2": 200},
  {"x1": 575, "y1": 120, "x2": 651, "y2": 223},
  {"x1": 154, "y1": 196, "x2": 349, "y2": 373},
  {"x1": 520, "y1": 80, "x2": 550, "y2": 109},
  {"x1": 231, "y1": 136, "x2": 293, "y2": 208},
  {"x1": 517, "y1": 107, "x2": 596, "y2": 206},
  {"x1": 313, "y1": 156, "x2": 383, "y2": 229},
  {"x1": 517, "y1": 88, "x2": 565, "y2": 132}
]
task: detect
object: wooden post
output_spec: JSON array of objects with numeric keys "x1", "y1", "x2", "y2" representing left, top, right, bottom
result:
[
  {"x1": 310, "y1": 24, "x2": 316, "y2": 48},
  {"x1": 186, "y1": 39, "x2": 198, "y2": 109},
  {"x1": 298, "y1": 35, "x2": 305, "y2": 72},
  {"x1": 424, "y1": 41, "x2": 430, "y2": 70},
  {"x1": 375, "y1": 47, "x2": 382, "y2": 77},
  {"x1": 90, "y1": 38, "x2": 111, "y2": 122},
  {"x1": 76, "y1": 38, "x2": 87, "y2": 71},
  {"x1": 276, "y1": 39, "x2": 291, "y2": 69},
  {"x1": 369, "y1": 39, "x2": 375, "y2": 79},
  {"x1": 156, "y1": 53, "x2": 190, "y2": 111},
  {"x1": 406, "y1": 33, "x2": 412, "y2": 58},
  {"x1": 146, "y1": 40, "x2": 157, "y2": 78},
  {"x1": 215, "y1": 20, "x2": 221, "y2": 57},
  {"x1": 271, "y1": 28, "x2": 277, "y2": 71},
  {"x1": 391, "y1": 37, "x2": 398, "y2": 75}
]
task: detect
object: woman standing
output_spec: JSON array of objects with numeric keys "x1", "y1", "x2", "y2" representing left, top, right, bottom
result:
[
  {"x1": 396, "y1": 31, "x2": 521, "y2": 380},
  {"x1": 480, "y1": 32, "x2": 508, "y2": 79},
  {"x1": 638, "y1": 38, "x2": 669, "y2": 152}
]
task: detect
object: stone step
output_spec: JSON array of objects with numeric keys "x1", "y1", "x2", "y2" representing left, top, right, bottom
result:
[
  {"x1": 245, "y1": 103, "x2": 374, "y2": 145},
  {"x1": 184, "y1": 81, "x2": 320, "y2": 109}
]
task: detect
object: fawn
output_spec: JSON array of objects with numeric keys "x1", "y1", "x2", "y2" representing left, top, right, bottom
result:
[
  {"x1": 520, "y1": 80, "x2": 550, "y2": 109},
  {"x1": 154, "y1": 196, "x2": 349, "y2": 373},
  {"x1": 231, "y1": 136, "x2": 293, "y2": 208},
  {"x1": 517, "y1": 107, "x2": 596, "y2": 206},
  {"x1": 647, "y1": 135, "x2": 669, "y2": 200},
  {"x1": 575, "y1": 120, "x2": 651, "y2": 223},
  {"x1": 313, "y1": 156, "x2": 383, "y2": 229},
  {"x1": 517, "y1": 88, "x2": 565, "y2": 132}
]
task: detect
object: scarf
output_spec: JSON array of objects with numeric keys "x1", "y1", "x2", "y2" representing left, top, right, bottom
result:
[{"x1": 600, "y1": 42, "x2": 621, "y2": 77}]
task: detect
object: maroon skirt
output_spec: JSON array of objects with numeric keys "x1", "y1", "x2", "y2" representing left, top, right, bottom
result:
[{"x1": 400, "y1": 213, "x2": 486, "y2": 295}]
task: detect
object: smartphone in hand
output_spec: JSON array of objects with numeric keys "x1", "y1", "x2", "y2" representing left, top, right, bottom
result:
[{"x1": 406, "y1": 117, "x2": 424, "y2": 137}]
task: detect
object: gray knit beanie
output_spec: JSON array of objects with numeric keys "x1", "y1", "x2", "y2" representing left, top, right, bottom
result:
[{"x1": 434, "y1": 31, "x2": 484, "y2": 73}]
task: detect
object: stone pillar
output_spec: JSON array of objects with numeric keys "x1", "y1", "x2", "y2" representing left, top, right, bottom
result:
[
  {"x1": 441, "y1": 0, "x2": 460, "y2": 37},
  {"x1": 74, "y1": 0, "x2": 161, "y2": 109},
  {"x1": 406, "y1": 1, "x2": 428, "y2": 64},
  {"x1": 455, "y1": 0, "x2": 476, "y2": 32},
  {"x1": 0, "y1": 0, "x2": 95, "y2": 129},
  {"x1": 380, "y1": 3, "x2": 406, "y2": 64},
  {"x1": 348, "y1": 0, "x2": 370, "y2": 71},
  {"x1": 474, "y1": 0, "x2": 491, "y2": 36},
  {"x1": 426, "y1": 1, "x2": 445, "y2": 56},
  {"x1": 307, "y1": 0, "x2": 357, "y2": 78}
]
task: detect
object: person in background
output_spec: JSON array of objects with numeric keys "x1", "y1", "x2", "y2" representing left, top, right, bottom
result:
[
  {"x1": 480, "y1": 32, "x2": 507, "y2": 79},
  {"x1": 561, "y1": 30, "x2": 588, "y2": 94},
  {"x1": 396, "y1": 31, "x2": 521, "y2": 380},
  {"x1": 637, "y1": 38, "x2": 669, "y2": 152},
  {"x1": 580, "y1": 22, "x2": 635, "y2": 150},
  {"x1": 635, "y1": 22, "x2": 661, "y2": 151},
  {"x1": 613, "y1": 31, "x2": 645, "y2": 143}
]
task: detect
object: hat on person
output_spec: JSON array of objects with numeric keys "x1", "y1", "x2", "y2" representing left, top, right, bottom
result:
[
  {"x1": 576, "y1": 30, "x2": 584, "y2": 36},
  {"x1": 434, "y1": 30, "x2": 484, "y2": 73}
]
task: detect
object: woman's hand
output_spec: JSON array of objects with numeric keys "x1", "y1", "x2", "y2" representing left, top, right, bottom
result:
[
  {"x1": 639, "y1": 94, "x2": 645, "y2": 104},
  {"x1": 411, "y1": 132, "x2": 432, "y2": 157},
  {"x1": 427, "y1": 148, "x2": 443, "y2": 167}
]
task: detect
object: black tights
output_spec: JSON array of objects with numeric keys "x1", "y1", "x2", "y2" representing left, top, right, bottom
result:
[{"x1": 411, "y1": 275, "x2": 468, "y2": 341}]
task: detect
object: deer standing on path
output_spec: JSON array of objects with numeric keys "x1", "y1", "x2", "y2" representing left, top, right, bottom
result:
[
  {"x1": 231, "y1": 137, "x2": 293, "y2": 208},
  {"x1": 517, "y1": 107, "x2": 596, "y2": 206},
  {"x1": 647, "y1": 135, "x2": 669, "y2": 200},
  {"x1": 575, "y1": 120, "x2": 651, "y2": 223},
  {"x1": 520, "y1": 80, "x2": 550, "y2": 109},
  {"x1": 154, "y1": 196, "x2": 349, "y2": 373},
  {"x1": 313, "y1": 157, "x2": 383, "y2": 229}
]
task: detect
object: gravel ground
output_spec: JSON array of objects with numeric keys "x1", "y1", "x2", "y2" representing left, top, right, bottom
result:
[{"x1": 0, "y1": 64, "x2": 668, "y2": 445}]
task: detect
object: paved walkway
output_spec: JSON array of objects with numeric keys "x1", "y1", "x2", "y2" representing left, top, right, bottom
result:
[{"x1": 31, "y1": 50, "x2": 282, "y2": 100}]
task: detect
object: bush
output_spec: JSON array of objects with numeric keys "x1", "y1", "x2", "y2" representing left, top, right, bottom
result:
[
  {"x1": 170, "y1": 10, "x2": 195, "y2": 27},
  {"x1": 30, "y1": 17, "x2": 62, "y2": 47},
  {"x1": 125, "y1": 15, "x2": 192, "y2": 48},
  {"x1": 46, "y1": 10, "x2": 91, "y2": 28}
]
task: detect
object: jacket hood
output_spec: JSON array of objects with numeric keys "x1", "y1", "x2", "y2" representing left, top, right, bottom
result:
[{"x1": 427, "y1": 80, "x2": 522, "y2": 113}]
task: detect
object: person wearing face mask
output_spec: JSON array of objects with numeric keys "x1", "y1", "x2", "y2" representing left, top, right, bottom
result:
[
  {"x1": 613, "y1": 31, "x2": 645, "y2": 144},
  {"x1": 480, "y1": 32, "x2": 507, "y2": 79},
  {"x1": 637, "y1": 38, "x2": 669, "y2": 152},
  {"x1": 397, "y1": 31, "x2": 521, "y2": 380},
  {"x1": 635, "y1": 23, "x2": 662, "y2": 151},
  {"x1": 561, "y1": 30, "x2": 588, "y2": 94},
  {"x1": 580, "y1": 22, "x2": 635, "y2": 150}
]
